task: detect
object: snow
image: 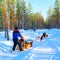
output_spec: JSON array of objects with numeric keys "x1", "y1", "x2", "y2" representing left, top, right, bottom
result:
[{"x1": 0, "y1": 29, "x2": 60, "y2": 60}]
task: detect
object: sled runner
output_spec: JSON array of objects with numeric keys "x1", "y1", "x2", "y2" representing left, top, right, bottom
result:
[{"x1": 16, "y1": 39, "x2": 33, "y2": 51}]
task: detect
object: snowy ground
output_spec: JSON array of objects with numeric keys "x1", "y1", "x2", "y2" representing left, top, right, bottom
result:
[{"x1": 0, "y1": 29, "x2": 60, "y2": 60}]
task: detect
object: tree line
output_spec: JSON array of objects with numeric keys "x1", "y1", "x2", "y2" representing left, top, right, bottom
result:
[
  {"x1": 46, "y1": 0, "x2": 60, "y2": 29},
  {"x1": 0, "y1": 0, "x2": 60, "y2": 30}
]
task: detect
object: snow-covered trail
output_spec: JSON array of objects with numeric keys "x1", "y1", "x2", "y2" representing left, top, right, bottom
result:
[
  {"x1": 25, "y1": 40, "x2": 60, "y2": 60},
  {"x1": 0, "y1": 29, "x2": 60, "y2": 60},
  {"x1": 14, "y1": 38, "x2": 60, "y2": 60}
]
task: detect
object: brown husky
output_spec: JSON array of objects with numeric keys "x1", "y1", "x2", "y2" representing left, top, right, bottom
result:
[{"x1": 16, "y1": 39, "x2": 33, "y2": 50}]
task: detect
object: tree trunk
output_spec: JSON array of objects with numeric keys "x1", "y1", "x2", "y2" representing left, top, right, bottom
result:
[
  {"x1": 3, "y1": 0, "x2": 9, "y2": 40},
  {"x1": 21, "y1": 10, "x2": 24, "y2": 29}
]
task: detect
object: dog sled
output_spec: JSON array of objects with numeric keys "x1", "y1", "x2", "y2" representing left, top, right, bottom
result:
[{"x1": 16, "y1": 39, "x2": 33, "y2": 51}]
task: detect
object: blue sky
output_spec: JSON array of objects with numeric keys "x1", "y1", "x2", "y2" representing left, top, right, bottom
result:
[{"x1": 25, "y1": 0, "x2": 55, "y2": 19}]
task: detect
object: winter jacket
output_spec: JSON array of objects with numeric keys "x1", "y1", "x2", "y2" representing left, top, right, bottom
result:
[{"x1": 13, "y1": 29, "x2": 22, "y2": 40}]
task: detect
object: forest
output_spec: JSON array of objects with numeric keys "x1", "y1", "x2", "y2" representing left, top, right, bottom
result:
[
  {"x1": 0, "y1": 0, "x2": 60, "y2": 59},
  {"x1": 0, "y1": 0, "x2": 60, "y2": 30}
]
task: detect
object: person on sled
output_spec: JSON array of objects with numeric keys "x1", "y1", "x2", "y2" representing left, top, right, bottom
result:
[{"x1": 12, "y1": 27, "x2": 24, "y2": 52}]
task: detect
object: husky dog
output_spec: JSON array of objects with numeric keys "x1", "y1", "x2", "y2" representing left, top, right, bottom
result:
[
  {"x1": 36, "y1": 32, "x2": 48, "y2": 41},
  {"x1": 16, "y1": 39, "x2": 33, "y2": 50},
  {"x1": 40, "y1": 32, "x2": 48, "y2": 41}
]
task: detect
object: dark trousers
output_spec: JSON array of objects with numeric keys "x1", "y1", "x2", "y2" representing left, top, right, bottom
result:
[{"x1": 12, "y1": 39, "x2": 23, "y2": 51}]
